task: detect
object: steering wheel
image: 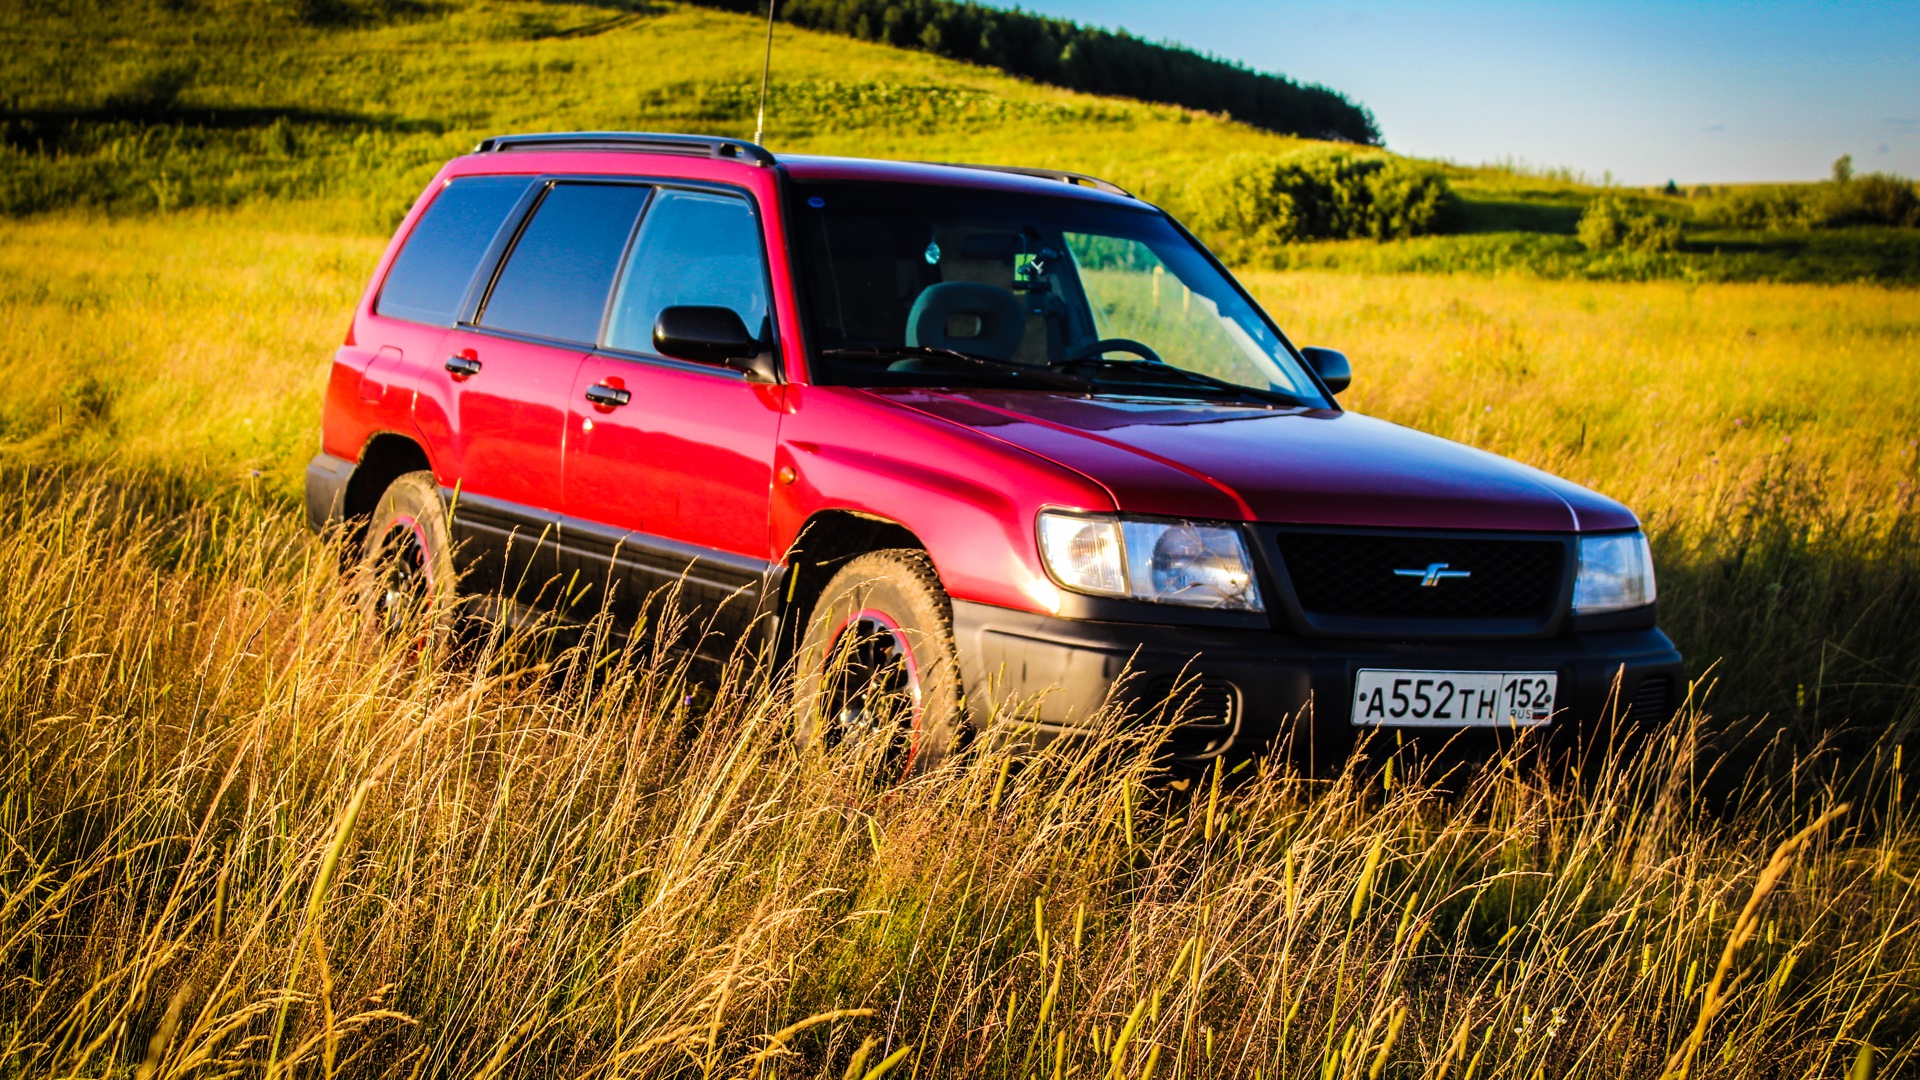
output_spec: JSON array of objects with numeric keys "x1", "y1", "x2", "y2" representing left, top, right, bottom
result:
[{"x1": 1066, "y1": 338, "x2": 1163, "y2": 364}]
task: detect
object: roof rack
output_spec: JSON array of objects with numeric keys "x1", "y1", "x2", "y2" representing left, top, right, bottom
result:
[
  {"x1": 925, "y1": 162, "x2": 1133, "y2": 197},
  {"x1": 473, "y1": 132, "x2": 776, "y2": 167}
]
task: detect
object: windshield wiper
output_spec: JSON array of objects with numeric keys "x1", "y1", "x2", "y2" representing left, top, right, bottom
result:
[
  {"x1": 822, "y1": 346, "x2": 1090, "y2": 391},
  {"x1": 1052, "y1": 357, "x2": 1304, "y2": 408}
]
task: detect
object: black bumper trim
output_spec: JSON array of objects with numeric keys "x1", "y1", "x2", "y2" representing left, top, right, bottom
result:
[
  {"x1": 950, "y1": 597, "x2": 1684, "y2": 761},
  {"x1": 305, "y1": 452, "x2": 354, "y2": 533}
]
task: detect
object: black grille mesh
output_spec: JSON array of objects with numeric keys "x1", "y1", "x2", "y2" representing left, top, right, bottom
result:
[
  {"x1": 1628, "y1": 676, "x2": 1673, "y2": 722},
  {"x1": 1274, "y1": 533, "x2": 1565, "y2": 620}
]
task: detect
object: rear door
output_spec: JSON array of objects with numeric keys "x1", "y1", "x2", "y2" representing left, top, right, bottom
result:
[
  {"x1": 361, "y1": 174, "x2": 532, "y2": 465},
  {"x1": 426, "y1": 180, "x2": 652, "y2": 609},
  {"x1": 563, "y1": 186, "x2": 785, "y2": 648}
]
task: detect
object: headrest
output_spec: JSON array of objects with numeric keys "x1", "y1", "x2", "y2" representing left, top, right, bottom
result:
[{"x1": 904, "y1": 282, "x2": 1026, "y2": 362}]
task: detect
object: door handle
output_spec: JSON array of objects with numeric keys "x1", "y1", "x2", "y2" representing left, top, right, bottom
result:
[
  {"x1": 444, "y1": 354, "x2": 482, "y2": 377},
  {"x1": 584, "y1": 383, "x2": 631, "y2": 407}
]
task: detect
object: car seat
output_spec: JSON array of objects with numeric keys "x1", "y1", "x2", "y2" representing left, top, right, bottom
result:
[{"x1": 900, "y1": 282, "x2": 1026, "y2": 364}]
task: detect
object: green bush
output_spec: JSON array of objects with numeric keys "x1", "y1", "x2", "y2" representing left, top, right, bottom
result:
[
  {"x1": 1822, "y1": 172, "x2": 1920, "y2": 228},
  {"x1": 1697, "y1": 171, "x2": 1919, "y2": 231},
  {"x1": 1699, "y1": 185, "x2": 1811, "y2": 230},
  {"x1": 1182, "y1": 149, "x2": 1454, "y2": 261},
  {"x1": 1577, "y1": 193, "x2": 1680, "y2": 253}
]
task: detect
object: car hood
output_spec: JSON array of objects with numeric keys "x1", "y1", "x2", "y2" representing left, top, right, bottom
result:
[{"x1": 871, "y1": 389, "x2": 1637, "y2": 533}]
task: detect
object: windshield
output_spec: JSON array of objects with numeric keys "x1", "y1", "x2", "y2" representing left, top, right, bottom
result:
[{"x1": 785, "y1": 180, "x2": 1330, "y2": 408}]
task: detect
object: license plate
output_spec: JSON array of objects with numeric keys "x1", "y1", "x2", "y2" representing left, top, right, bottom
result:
[{"x1": 1351, "y1": 669, "x2": 1559, "y2": 727}]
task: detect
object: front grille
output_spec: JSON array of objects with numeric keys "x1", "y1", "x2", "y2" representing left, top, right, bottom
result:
[
  {"x1": 1627, "y1": 676, "x2": 1673, "y2": 722},
  {"x1": 1273, "y1": 532, "x2": 1566, "y2": 621}
]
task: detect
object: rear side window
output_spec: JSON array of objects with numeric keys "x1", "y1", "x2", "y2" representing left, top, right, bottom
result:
[
  {"x1": 480, "y1": 183, "x2": 652, "y2": 345},
  {"x1": 376, "y1": 176, "x2": 531, "y2": 327},
  {"x1": 605, "y1": 190, "x2": 770, "y2": 353}
]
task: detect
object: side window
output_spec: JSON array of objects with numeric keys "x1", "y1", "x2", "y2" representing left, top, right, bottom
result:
[
  {"x1": 605, "y1": 190, "x2": 770, "y2": 354},
  {"x1": 376, "y1": 176, "x2": 532, "y2": 327},
  {"x1": 480, "y1": 183, "x2": 652, "y2": 345}
]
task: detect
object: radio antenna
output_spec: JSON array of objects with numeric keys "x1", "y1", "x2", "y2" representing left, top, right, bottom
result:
[{"x1": 753, "y1": 0, "x2": 777, "y2": 146}]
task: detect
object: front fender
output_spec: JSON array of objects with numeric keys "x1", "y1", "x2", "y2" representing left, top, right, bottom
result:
[{"x1": 773, "y1": 386, "x2": 1115, "y2": 614}]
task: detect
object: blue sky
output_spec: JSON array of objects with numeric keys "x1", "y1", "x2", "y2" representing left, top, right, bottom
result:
[{"x1": 1008, "y1": 1, "x2": 1920, "y2": 185}]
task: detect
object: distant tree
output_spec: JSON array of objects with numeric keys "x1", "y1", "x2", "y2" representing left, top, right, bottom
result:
[
  {"x1": 1833, "y1": 154, "x2": 1854, "y2": 184},
  {"x1": 694, "y1": 0, "x2": 1379, "y2": 143},
  {"x1": 1663, "y1": 179, "x2": 1680, "y2": 196}
]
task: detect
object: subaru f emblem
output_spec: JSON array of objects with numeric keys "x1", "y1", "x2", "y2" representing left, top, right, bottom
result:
[{"x1": 1394, "y1": 562, "x2": 1471, "y2": 587}]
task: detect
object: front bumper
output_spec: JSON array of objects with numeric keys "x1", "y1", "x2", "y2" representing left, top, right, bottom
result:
[{"x1": 951, "y1": 598, "x2": 1684, "y2": 765}]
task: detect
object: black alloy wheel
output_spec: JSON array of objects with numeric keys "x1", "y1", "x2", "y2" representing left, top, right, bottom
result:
[
  {"x1": 796, "y1": 549, "x2": 965, "y2": 778},
  {"x1": 360, "y1": 470, "x2": 459, "y2": 646}
]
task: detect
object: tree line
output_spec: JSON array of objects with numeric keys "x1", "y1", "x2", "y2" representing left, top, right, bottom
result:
[{"x1": 693, "y1": 0, "x2": 1381, "y2": 145}]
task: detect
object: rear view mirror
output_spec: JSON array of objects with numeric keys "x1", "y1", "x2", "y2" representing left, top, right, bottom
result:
[
  {"x1": 653, "y1": 306, "x2": 776, "y2": 382},
  {"x1": 1300, "y1": 346, "x2": 1351, "y2": 395}
]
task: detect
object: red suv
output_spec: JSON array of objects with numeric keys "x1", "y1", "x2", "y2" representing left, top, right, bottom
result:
[{"x1": 307, "y1": 131, "x2": 1682, "y2": 769}]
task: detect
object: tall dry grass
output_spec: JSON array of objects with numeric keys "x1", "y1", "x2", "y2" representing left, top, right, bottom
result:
[
  {"x1": 2, "y1": 207, "x2": 1917, "y2": 1076},
  {"x1": 2, "y1": 469, "x2": 1915, "y2": 1077}
]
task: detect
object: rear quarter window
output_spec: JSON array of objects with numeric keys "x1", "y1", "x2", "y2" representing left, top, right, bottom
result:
[{"x1": 376, "y1": 175, "x2": 533, "y2": 327}]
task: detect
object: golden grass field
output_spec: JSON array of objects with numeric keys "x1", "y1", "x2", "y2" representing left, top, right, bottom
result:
[
  {"x1": 0, "y1": 3, "x2": 1916, "y2": 1074},
  {"x1": 0, "y1": 201, "x2": 1916, "y2": 1077}
]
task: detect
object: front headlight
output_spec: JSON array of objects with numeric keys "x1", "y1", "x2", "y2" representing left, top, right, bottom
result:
[
  {"x1": 1572, "y1": 531, "x2": 1657, "y2": 614},
  {"x1": 1037, "y1": 511, "x2": 1263, "y2": 612}
]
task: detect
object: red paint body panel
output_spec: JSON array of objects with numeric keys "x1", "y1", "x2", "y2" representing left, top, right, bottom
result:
[
  {"x1": 426, "y1": 328, "x2": 578, "y2": 507},
  {"x1": 874, "y1": 389, "x2": 1638, "y2": 533},
  {"x1": 772, "y1": 386, "x2": 1113, "y2": 612},
  {"x1": 567, "y1": 357, "x2": 785, "y2": 560}
]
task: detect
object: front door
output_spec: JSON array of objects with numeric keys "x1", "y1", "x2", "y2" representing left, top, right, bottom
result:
[{"x1": 563, "y1": 186, "x2": 785, "y2": 651}]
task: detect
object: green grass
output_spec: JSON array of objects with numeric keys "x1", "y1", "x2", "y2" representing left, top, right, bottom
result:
[
  {"x1": 1246, "y1": 225, "x2": 1920, "y2": 285},
  {"x1": 6, "y1": 0, "x2": 1913, "y2": 283},
  {"x1": 0, "y1": 0, "x2": 1322, "y2": 227}
]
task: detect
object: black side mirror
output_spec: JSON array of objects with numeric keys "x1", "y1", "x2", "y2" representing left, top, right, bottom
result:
[
  {"x1": 653, "y1": 306, "x2": 777, "y2": 382},
  {"x1": 1300, "y1": 346, "x2": 1351, "y2": 395}
]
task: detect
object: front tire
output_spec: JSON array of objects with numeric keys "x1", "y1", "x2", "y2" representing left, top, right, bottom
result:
[
  {"x1": 359, "y1": 470, "x2": 459, "y2": 641},
  {"x1": 795, "y1": 549, "x2": 966, "y2": 778}
]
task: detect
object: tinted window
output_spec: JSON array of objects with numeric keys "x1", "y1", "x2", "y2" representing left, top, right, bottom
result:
[
  {"x1": 481, "y1": 183, "x2": 652, "y2": 344},
  {"x1": 377, "y1": 176, "x2": 532, "y2": 327},
  {"x1": 605, "y1": 190, "x2": 770, "y2": 353}
]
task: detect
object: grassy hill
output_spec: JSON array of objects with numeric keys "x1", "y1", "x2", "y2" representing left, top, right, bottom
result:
[
  {"x1": 1, "y1": 0, "x2": 1327, "y2": 227},
  {"x1": 7, "y1": 0, "x2": 1915, "y2": 282}
]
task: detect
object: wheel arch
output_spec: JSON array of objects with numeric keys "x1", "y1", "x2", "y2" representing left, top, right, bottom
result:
[
  {"x1": 773, "y1": 509, "x2": 930, "y2": 665},
  {"x1": 345, "y1": 432, "x2": 435, "y2": 529}
]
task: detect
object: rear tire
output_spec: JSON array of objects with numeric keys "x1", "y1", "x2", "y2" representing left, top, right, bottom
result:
[
  {"x1": 359, "y1": 470, "x2": 459, "y2": 643},
  {"x1": 795, "y1": 550, "x2": 965, "y2": 778}
]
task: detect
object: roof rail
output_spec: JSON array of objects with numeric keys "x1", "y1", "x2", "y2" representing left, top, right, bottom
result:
[
  {"x1": 925, "y1": 162, "x2": 1133, "y2": 197},
  {"x1": 474, "y1": 132, "x2": 776, "y2": 167}
]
